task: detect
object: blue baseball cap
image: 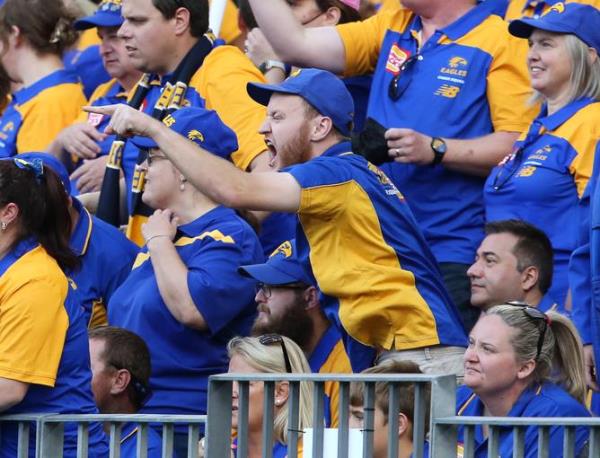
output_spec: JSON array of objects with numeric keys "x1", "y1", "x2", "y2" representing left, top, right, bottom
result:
[
  {"x1": 74, "y1": 0, "x2": 124, "y2": 30},
  {"x1": 6, "y1": 153, "x2": 72, "y2": 195},
  {"x1": 131, "y1": 107, "x2": 239, "y2": 160},
  {"x1": 247, "y1": 68, "x2": 354, "y2": 137},
  {"x1": 238, "y1": 240, "x2": 313, "y2": 286},
  {"x1": 509, "y1": 2, "x2": 600, "y2": 53}
]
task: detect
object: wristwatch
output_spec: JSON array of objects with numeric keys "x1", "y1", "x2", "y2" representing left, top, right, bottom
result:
[
  {"x1": 258, "y1": 59, "x2": 287, "y2": 74},
  {"x1": 430, "y1": 137, "x2": 447, "y2": 166}
]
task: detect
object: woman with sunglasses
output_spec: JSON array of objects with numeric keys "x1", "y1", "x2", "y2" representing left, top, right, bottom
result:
[
  {"x1": 458, "y1": 303, "x2": 589, "y2": 457},
  {"x1": 0, "y1": 0, "x2": 86, "y2": 156},
  {"x1": 107, "y1": 107, "x2": 264, "y2": 458},
  {"x1": 483, "y1": 3, "x2": 600, "y2": 309},
  {"x1": 225, "y1": 334, "x2": 313, "y2": 458},
  {"x1": 0, "y1": 158, "x2": 108, "y2": 456}
]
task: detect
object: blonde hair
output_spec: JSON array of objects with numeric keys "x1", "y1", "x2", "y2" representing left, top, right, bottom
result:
[
  {"x1": 227, "y1": 335, "x2": 313, "y2": 445},
  {"x1": 531, "y1": 33, "x2": 600, "y2": 105},
  {"x1": 486, "y1": 305, "x2": 586, "y2": 404}
]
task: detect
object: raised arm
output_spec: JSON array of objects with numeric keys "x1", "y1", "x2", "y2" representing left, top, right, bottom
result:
[
  {"x1": 246, "y1": 0, "x2": 346, "y2": 73},
  {"x1": 85, "y1": 104, "x2": 302, "y2": 213}
]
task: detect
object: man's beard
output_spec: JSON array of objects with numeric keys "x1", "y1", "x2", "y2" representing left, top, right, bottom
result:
[
  {"x1": 276, "y1": 122, "x2": 313, "y2": 169},
  {"x1": 251, "y1": 296, "x2": 314, "y2": 352}
]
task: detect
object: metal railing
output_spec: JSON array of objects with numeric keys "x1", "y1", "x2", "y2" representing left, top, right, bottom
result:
[
  {"x1": 434, "y1": 416, "x2": 600, "y2": 458},
  {"x1": 205, "y1": 373, "x2": 457, "y2": 458},
  {"x1": 0, "y1": 413, "x2": 206, "y2": 458}
]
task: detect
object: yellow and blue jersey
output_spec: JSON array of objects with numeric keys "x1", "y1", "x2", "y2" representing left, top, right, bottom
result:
[
  {"x1": 285, "y1": 141, "x2": 467, "y2": 371},
  {"x1": 485, "y1": 98, "x2": 600, "y2": 306},
  {"x1": 69, "y1": 199, "x2": 139, "y2": 328},
  {"x1": 504, "y1": 0, "x2": 600, "y2": 21},
  {"x1": 336, "y1": 3, "x2": 536, "y2": 264},
  {"x1": 108, "y1": 206, "x2": 263, "y2": 421},
  {"x1": 456, "y1": 383, "x2": 589, "y2": 457},
  {"x1": 308, "y1": 326, "x2": 352, "y2": 428},
  {"x1": 0, "y1": 69, "x2": 86, "y2": 157},
  {"x1": 120, "y1": 422, "x2": 162, "y2": 458},
  {"x1": 0, "y1": 237, "x2": 108, "y2": 457}
]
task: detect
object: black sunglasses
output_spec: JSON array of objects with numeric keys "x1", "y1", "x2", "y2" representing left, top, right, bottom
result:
[
  {"x1": 505, "y1": 301, "x2": 550, "y2": 361},
  {"x1": 259, "y1": 333, "x2": 292, "y2": 373},
  {"x1": 109, "y1": 363, "x2": 153, "y2": 406},
  {"x1": 388, "y1": 53, "x2": 420, "y2": 101}
]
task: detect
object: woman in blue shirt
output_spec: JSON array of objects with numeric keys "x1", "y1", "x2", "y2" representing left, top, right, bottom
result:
[
  {"x1": 107, "y1": 107, "x2": 264, "y2": 458},
  {"x1": 0, "y1": 157, "x2": 107, "y2": 457},
  {"x1": 484, "y1": 3, "x2": 600, "y2": 307},
  {"x1": 458, "y1": 303, "x2": 589, "y2": 457}
]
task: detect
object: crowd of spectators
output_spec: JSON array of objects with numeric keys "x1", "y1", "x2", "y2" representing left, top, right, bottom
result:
[{"x1": 0, "y1": 0, "x2": 599, "y2": 457}]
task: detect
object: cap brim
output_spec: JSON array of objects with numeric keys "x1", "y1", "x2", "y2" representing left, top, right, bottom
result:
[
  {"x1": 74, "y1": 14, "x2": 123, "y2": 31},
  {"x1": 508, "y1": 17, "x2": 574, "y2": 38},
  {"x1": 130, "y1": 136, "x2": 158, "y2": 150},
  {"x1": 246, "y1": 82, "x2": 300, "y2": 106},
  {"x1": 238, "y1": 263, "x2": 300, "y2": 285}
]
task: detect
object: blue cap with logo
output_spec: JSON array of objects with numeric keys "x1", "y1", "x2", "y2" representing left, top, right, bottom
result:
[
  {"x1": 131, "y1": 107, "x2": 239, "y2": 160},
  {"x1": 247, "y1": 68, "x2": 354, "y2": 137},
  {"x1": 509, "y1": 2, "x2": 600, "y2": 53},
  {"x1": 238, "y1": 239, "x2": 313, "y2": 285},
  {"x1": 74, "y1": 0, "x2": 124, "y2": 31}
]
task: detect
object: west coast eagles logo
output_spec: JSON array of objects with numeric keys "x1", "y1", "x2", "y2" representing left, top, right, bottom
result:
[
  {"x1": 187, "y1": 130, "x2": 204, "y2": 142},
  {"x1": 448, "y1": 56, "x2": 467, "y2": 68},
  {"x1": 546, "y1": 2, "x2": 565, "y2": 14},
  {"x1": 99, "y1": 0, "x2": 122, "y2": 12},
  {"x1": 270, "y1": 240, "x2": 293, "y2": 259}
]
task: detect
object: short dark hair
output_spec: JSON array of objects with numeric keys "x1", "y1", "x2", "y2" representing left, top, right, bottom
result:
[
  {"x1": 151, "y1": 0, "x2": 209, "y2": 37},
  {"x1": 89, "y1": 326, "x2": 152, "y2": 410},
  {"x1": 349, "y1": 360, "x2": 429, "y2": 433},
  {"x1": 485, "y1": 219, "x2": 554, "y2": 294}
]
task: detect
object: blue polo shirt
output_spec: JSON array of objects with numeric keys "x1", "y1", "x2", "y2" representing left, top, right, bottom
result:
[
  {"x1": 485, "y1": 98, "x2": 600, "y2": 306},
  {"x1": 69, "y1": 198, "x2": 139, "y2": 328},
  {"x1": 456, "y1": 383, "x2": 589, "y2": 457},
  {"x1": 0, "y1": 69, "x2": 86, "y2": 157},
  {"x1": 0, "y1": 237, "x2": 108, "y2": 457},
  {"x1": 108, "y1": 206, "x2": 263, "y2": 417},
  {"x1": 285, "y1": 141, "x2": 467, "y2": 371},
  {"x1": 119, "y1": 423, "x2": 163, "y2": 458},
  {"x1": 308, "y1": 325, "x2": 352, "y2": 428},
  {"x1": 336, "y1": 3, "x2": 535, "y2": 264}
]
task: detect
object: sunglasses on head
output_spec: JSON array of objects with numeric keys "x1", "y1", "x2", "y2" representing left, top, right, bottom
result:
[
  {"x1": 259, "y1": 333, "x2": 292, "y2": 374},
  {"x1": 505, "y1": 301, "x2": 551, "y2": 361}
]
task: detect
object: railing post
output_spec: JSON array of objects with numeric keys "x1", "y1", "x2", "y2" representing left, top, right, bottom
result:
[
  {"x1": 205, "y1": 378, "x2": 233, "y2": 458},
  {"x1": 429, "y1": 375, "x2": 456, "y2": 458},
  {"x1": 38, "y1": 420, "x2": 64, "y2": 458}
]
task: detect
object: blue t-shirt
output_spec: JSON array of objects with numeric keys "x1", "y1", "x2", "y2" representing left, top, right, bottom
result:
[
  {"x1": 119, "y1": 422, "x2": 163, "y2": 458},
  {"x1": 0, "y1": 238, "x2": 108, "y2": 457},
  {"x1": 285, "y1": 141, "x2": 466, "y2": 371},
  {"x1": 69, "y1": 198, "x2": 139, "y2": 327},
  {"x1": 485, "y1": 98, "x2": 600, "y2": 306},
  {"x1": 108, "y1": 206, "x2": 263, "y2": 417},
  {"x1": 456, "y1": 383, "x2": 589, "y2": 457}
]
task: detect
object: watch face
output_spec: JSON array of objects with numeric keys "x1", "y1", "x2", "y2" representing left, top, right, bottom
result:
[{"x1": 432, "y1": 138, "x2": 447, "y2": 154}]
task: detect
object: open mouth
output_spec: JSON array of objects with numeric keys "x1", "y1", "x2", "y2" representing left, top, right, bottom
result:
[{"x1": 265, "y1": 139, "x2": 277, "y2": 167}]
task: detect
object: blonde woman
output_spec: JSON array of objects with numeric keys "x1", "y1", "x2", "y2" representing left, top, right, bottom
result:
[
  {"x1": 228, "y1": 334, "x2": 313, "y2": 458},
  {"x1": 458, "y1": 303, "x2": 589, "y2": 457},
  {"x1": 484, "y1": 3, "x2": 600, "y2": 309}
]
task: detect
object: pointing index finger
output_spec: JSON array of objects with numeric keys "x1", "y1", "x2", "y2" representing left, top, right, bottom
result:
[{"x1": 82, "y1": 104, "x2": 118, "y2": 115}]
